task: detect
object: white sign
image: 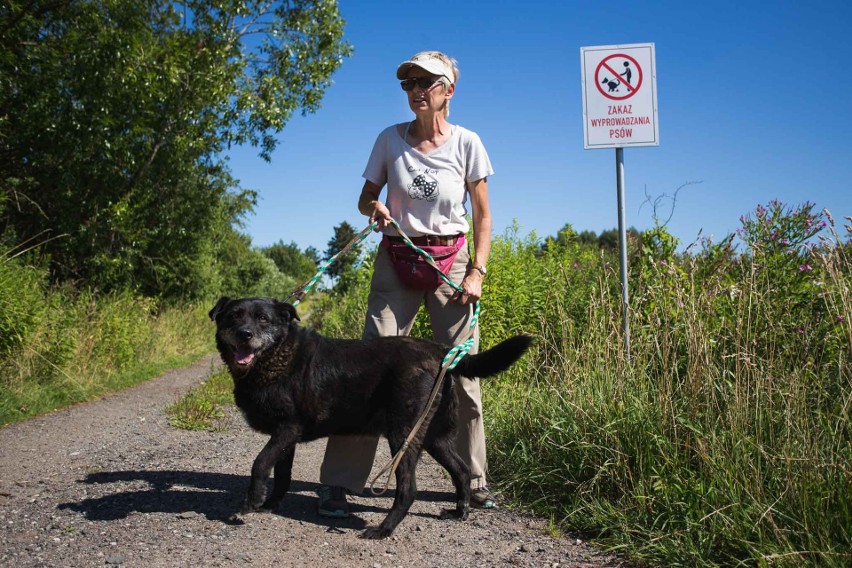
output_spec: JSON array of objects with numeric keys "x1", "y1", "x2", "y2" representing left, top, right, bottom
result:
[{"x1": 581, "y1": 43, "x2": 659, "y2": 149}]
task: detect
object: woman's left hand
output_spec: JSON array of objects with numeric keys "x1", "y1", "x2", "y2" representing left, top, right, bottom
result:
[{"x1": 453, "y1": 270, "x2": 483, "y2": 304}]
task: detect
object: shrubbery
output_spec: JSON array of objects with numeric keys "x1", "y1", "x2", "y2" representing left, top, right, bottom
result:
[
  {"x1": 0, "y1": 244, "x2": 205, "y2": 424},
  {"x1": 314, "y1": 202, "x2": 851, "y2": 567}
]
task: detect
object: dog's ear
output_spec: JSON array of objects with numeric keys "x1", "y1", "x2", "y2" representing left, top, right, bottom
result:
[
  {"x1": 275, "y1": 300, "x2": 300, "y2": 322},
  {"x1": 209, "y1": 297, "x2": 232, "y2": 321}
]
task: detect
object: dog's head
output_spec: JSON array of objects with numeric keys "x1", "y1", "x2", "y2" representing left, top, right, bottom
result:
[{"x1": 208, "y1": 297, "x2": 300, "y2": 373}]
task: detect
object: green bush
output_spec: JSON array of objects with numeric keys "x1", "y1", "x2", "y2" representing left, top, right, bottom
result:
[
  {"x1": 0, "y1": 255, "x2": 213, "y2": 425},
  {"x1": 312, "y1": 248, "x2": 375, "y2": 337},
  {"x1": 0, "y1": 251, "x2": 49, "y2": 353}
]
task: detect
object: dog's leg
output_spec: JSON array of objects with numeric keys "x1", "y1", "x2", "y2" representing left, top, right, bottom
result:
[
  {"x1": 362, "y1": 438, "x2": 421, "y2": 539},
  {"x1": 262, "y1": 444, "x2": 295, "y2": 510},
  {"x1": 242, "y1": 428, "x2": 298, "y2": 514},
  {"x1": 425, "y1": 437, "x2": 471, "y2": 521}
]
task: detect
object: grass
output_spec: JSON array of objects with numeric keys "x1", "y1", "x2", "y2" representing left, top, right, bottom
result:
[
  {"x1": 307, "y1": 205, "x2": 852, "y2": 567},
  {"x1": 481, "y1": 211, "x2": 851, "y2": 566},
  {"x1": 0, "y1": 282, "x2": 214, "y2": 425},
  {"x1": 165, "y1": 368, "x2": 233, "y2": 431}
]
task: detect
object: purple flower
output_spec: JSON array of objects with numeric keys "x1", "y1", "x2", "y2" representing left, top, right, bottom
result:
[
  {"x1": 837, "y1": 315, "x2": 846, "y2": 323},
  {"x1": 799, "y1": 264, "x2": 812, "y2": 271}
]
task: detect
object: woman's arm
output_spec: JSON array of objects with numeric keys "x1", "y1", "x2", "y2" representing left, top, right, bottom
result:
[
  {"x1": 456, "y1": 177, "x2": 491, "y2": 304},
  {"x1": 358, "y1": 180, "x2": 392, "y2": 230}
]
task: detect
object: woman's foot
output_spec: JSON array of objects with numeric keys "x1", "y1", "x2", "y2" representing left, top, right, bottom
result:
[
  {"x1": 317, "y1": 485, "x2": 350, "y2": 518},
  {"x1": 470, "y1": 486, "x2": 496, "y2": 509}
]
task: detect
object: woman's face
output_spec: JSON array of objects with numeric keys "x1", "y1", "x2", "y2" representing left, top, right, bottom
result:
[{"x1": 405, "y1": 68, "x2": 453, "y2": 115}]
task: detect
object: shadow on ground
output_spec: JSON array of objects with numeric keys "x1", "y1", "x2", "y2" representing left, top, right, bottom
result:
[{"x1": 57, "y1": 469, "x2": 457, "y2": 530}]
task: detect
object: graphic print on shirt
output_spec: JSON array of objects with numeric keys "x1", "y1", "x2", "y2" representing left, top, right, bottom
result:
[{"x1": 407, "y1": 173, "x2": 439, "y2": 202}]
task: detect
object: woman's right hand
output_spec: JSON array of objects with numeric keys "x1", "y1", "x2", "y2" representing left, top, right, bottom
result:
[{"x1": 371, "y1": 201, "x2": 393, "y2": 230}]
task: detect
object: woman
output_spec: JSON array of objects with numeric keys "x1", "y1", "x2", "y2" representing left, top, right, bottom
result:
[{"x1": 317, "y1": 51, "x2": 496, "y2": 517}]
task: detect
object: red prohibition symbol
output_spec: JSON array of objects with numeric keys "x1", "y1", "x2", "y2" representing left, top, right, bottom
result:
[{"x1": 595, "y1": 53, "x2": 643, "y2": 101}]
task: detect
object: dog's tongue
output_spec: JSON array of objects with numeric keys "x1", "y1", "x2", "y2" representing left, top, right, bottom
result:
[{"x1": 235, "y1": 348, "x2": 255, "y2": 366}]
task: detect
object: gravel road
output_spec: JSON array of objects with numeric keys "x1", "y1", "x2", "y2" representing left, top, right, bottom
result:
[{"x1": 0, "y1": 355, "x2": 626, "y2": 567}]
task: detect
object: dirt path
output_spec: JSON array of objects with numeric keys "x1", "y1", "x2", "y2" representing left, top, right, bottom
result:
[{"x1": 0, "y1": 356, "x2": 625, "y2": 567}]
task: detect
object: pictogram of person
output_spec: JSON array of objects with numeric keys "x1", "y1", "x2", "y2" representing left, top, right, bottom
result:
[{"x1": 620, "y1": 61, "x2": 632, "y2": 84}]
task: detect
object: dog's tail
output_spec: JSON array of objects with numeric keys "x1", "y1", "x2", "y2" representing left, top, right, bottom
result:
[{"x1": 453, "y1": 334, "x2": 533, "y2": 378}]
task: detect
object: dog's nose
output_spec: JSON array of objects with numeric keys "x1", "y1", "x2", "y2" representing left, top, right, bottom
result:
[{"x1": 237, "y1": 329, "x2": 253, "y2": 341}]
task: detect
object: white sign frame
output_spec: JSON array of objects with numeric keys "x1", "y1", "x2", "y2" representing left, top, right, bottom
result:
[{"x1": 581, "y1": 43, "x2": 659, "y2": 149}]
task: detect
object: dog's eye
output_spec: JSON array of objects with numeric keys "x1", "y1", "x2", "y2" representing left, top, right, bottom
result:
[{"x1": 257, "y1": 313, "x2": 269, "y2": 323}]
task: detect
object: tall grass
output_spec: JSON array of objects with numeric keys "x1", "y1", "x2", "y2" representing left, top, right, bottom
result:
[
  {"x1": 0, "y1": 250, "x2": 213, "y2": 425},
  {"x1": 314, "y1": 204, "x2": 851, "y2": 566}
]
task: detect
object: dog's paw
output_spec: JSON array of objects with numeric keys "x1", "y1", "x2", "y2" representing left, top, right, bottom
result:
[
  {"x1": 239, "y1": 498, "x2": 264, "y2": 515},
  {"x1": 361, "y1": 526, "x2": 393, "y2": 540},
  {"x1": 439, "y1": 506, "x2": 469, "y2": 521},
  {"x1": 261, "y1": 496, "x2": 283, "y2": 511}
]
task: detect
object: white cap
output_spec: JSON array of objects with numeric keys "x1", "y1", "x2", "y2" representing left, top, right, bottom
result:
[{"x1": 396, "y1": 53, "x2": 455, "y2": 81}]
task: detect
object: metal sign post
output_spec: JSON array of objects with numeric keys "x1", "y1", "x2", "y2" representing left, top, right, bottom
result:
[
  {"x1": 615, "y1": 147, "x2": 629, "y2": 358},
  {"x1": 581, "y1": 43, "x2": 659, "y2": 359}
]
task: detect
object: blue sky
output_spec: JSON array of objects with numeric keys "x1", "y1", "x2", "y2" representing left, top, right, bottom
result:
[{"x1": 228, "y1": 0, "x2": 852, "y2": 254}]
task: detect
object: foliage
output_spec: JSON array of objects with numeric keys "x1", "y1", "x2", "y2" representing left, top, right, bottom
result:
[
  {"x1": 262, "y1": 240, "x2": 320, "y2": 285},
  {"x1": 322, "y1": 220, "x2": 362, "y2": 291},
  {"x1": 311, "y1": 245, "x2": 375, "y2": 336},
  {"x1": 547, "y1": 223, "x2": 639, "y2": 252},
  {"x1": 1, "y1": 217, "x2": 213, "y2": 424},
  {"x1": 314, "y1": 201, "x2": 851, "y2": 567},
  {"x1": 0, "y1": 248, "x2": 49, "y2": 354},
  {"x1": 0, "y1": 0, "x2": 351, "y2": 298},
  {"x1": 0, "y1": 271, "x2": 212, "y2": 425},
  {"x1": 165, "y1": 368, "x2": 233, "y2": 431}
]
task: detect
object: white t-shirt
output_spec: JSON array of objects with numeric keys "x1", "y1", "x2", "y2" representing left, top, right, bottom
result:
[{"x1": 362, "y1": 123, "x2": 494, "y2": 237}]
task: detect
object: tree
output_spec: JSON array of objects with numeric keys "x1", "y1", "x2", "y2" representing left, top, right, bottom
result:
[
  {"x1": 541, "y1": 223, "x2": 577, "y2": 253},
  {"x1": 262, "y1": 240, "x2": 319, "y2": 284},
  {"x1": 577, "y1": 230, "x2": 599, "y2": 246},
  {"x1": 598, "y1": 229, "x2": 620, "y2": 251},
  {"x1": 323, "y1": 221, "x2": 361, "y2": 288},
  {"x1": 0, "y1": 0, "x2": 352, "y2": 298},
  {"x1": 544, "y1": 225, "x2": 642, "y2": 254}
]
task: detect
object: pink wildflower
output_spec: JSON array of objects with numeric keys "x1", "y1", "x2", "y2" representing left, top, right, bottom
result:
[{"x1": 799, "y1": 264, "x2": 812, "y2": 271}]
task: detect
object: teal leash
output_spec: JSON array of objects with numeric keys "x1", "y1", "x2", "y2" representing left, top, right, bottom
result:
[
  {"x1": 285, "y1": 221, "x2": 378, "y2": 307},
  {"x1": 384, "y1": 219, "x2": 478, "y2": 371},
  {"x1": 365, "y1": 219, "x2": 480, "y2": 493},
  {"x1": 286, "y1": 220, "x2": 479, "y2": 370}
]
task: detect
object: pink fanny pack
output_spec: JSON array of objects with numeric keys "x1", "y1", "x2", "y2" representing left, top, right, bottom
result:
[{"x1": 381, "y1": 234, "x2": 465, "y2": 290}]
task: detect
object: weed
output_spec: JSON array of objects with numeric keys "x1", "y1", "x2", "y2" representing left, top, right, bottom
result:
[{"x1": 165, "y1": 369, "x2": 233, "y2": 431}]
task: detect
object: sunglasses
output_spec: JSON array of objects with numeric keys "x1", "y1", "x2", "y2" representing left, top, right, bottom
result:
[{"x1": 400, "y1": 77, "x2": 444, "y2": 91}]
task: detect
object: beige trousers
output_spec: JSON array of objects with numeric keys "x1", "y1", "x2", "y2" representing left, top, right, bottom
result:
[{"x1": 319, "y1": 243, "x2": 488, "y2": 493}]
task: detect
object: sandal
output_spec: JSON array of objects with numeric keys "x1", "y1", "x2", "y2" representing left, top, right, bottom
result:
[
  {"x1": 317, "y1": 485, "x2": 350, "y2": 518},
  {"x1": 471, "y1": 486, "x2": 496, "y2": 509}
]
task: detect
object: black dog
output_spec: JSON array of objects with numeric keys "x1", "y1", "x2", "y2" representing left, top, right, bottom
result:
[{"x1": 209, "y1": 296, "x2": 532, "y2": 539}]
